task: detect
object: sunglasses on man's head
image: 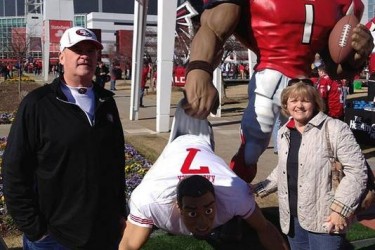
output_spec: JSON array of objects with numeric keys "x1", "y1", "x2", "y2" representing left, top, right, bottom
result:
[{"x1": 288, "y1": 78, "x2": 314, "y2": 87}]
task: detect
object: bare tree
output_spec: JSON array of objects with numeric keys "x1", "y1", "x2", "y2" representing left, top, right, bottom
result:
[
  {"x1": 107, "y1": 44, "x2": 116, "y2": 65},
  {"x1": 144, "y1": 27, "x2": 157, "y2": 64},
  {"x1": 3, "y1": 26, "x2": 41, "y2": 99},
  {"x1": 222, "y1": 35, "x2": 248, "y2": 64},
  {"x1": 9, "y1": 28, "x2": 29, "y2": 100}
]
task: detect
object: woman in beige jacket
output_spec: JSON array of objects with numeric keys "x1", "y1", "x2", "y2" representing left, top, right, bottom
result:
[{"x1": 254, "y1": 80, "x2": 368, "y2": 250}]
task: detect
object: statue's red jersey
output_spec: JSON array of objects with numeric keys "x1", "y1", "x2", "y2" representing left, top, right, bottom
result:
[{"x1": 204, "y1": 0, "x2": 364, "y2": 78}]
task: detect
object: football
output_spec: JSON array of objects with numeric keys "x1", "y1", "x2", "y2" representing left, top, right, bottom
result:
[{"x1": 328, "y1": 15, "x2": 359, "y2": 64}]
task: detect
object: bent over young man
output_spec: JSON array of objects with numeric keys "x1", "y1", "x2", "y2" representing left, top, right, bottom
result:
[{"x1": 119, "y1": 101, "x2": 288, "y2": 250}]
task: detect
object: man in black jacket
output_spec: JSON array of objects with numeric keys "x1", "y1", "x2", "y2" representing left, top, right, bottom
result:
[
  {"x1": 95, "y1": 61, "x2": 109, "y2": 88},
  {"x1": 2, "y1": 26, "x2": 126, "y2": 249}
]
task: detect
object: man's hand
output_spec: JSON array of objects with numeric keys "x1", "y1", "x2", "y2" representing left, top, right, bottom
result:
[
  {"x1": 339, "y1": 23, "x2": 374, "y2": 74},
  {"x1": 182, "y1": 3, "x2": 241, "y2": 119},
  {"x1": 351, "y1": 24, "x2": 374, "y2": 65},
  {"x1": 183, "y1": 69, "x2": 219, "y2": 119},
  {"x1": 326, "y1": 23, "x2": 374, "y2": 78}
]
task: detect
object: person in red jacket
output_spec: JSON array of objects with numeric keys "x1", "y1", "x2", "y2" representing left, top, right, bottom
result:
[
  {"x1": 317, "y1": 64, "x2": 345, "y2": 120},
  {"x1": 173, "y1": 63, "x2": 186, "y2": 87},
  {"x1": 140, "y1": 62, "x2": 150, "y2": 107}
]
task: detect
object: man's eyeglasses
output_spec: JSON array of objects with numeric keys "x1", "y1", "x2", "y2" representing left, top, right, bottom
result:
[{"x1": 288, "y1": 78, "x2": 314, "y2": 87}]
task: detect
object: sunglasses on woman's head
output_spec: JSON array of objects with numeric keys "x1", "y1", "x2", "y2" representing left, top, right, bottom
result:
[{"x1": 288, "y1": 78, "x2": 314, "y2": 87}]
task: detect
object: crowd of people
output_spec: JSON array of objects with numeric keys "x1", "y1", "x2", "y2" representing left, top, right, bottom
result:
[
  {"x1": 0, "y1": 62, "x2": 28, "y2": 79},
  {"x1": 221, "y1": 62, "x2": 250, "y2": 80},
  {"x1": 0, "y1": 64, "x2": 13, "y2": 80},
  {"x1": 1, "y1": 0, "x2": 375, "y2": 249}
]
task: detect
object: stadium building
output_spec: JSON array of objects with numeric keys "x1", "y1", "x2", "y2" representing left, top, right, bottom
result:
[{"x1": 0, "y1": 0, "x2": 158, "y2": 64}]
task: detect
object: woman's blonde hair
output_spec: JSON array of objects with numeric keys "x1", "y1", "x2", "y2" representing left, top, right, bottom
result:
[{"x1": 280, "y1": 81, "x2": 325, "y2": 117}]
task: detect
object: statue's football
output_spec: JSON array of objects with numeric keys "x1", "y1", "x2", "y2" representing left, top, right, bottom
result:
[{"x1": 328, "y1": 15, "x2": 359, "y2": 64}]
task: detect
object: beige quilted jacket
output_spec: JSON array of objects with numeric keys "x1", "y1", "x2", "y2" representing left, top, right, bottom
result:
[{"x1": 255, "y1": 112, "x2": 367, "y2": 234}]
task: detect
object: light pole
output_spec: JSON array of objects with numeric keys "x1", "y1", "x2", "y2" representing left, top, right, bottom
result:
[
  {"x1": 98, "y1": 0, "x2": 102, "y2": 12},
  {"x1": 2, "y1": 0, "x2": 5, "y2": 16}
]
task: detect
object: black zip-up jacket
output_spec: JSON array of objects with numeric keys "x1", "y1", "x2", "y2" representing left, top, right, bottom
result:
[{"x1": 2, "y1": 78, "x2": 126, "y2": 249}]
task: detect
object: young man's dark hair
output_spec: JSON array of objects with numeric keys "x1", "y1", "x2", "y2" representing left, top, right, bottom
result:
[
  {"x1": 177, "y1": 175, "x2": 215, "y2": 207},
  {"x1": 317, "y1": 63, "x2": 326, "y2": 72}
]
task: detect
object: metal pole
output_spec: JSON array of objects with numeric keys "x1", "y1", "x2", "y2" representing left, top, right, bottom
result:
[
  {"x1": 2, "y1": 0, "x2": 5, "y2": 16},
  {"x1": 98, "y1": 0, "x2": 103, "y2": 12},
  {"x1": 15, "y1": 0, "x2": 18, "y2": 16},
  {"x1": 42, "y1": 20, "x2": 50, "y2": 82},
  {"x1": 129, "y1": 0, "x2": 148, "y2": 120}
]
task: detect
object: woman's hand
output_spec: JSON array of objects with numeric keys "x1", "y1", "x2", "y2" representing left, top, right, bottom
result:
[{"x1": 323, "y1": 212, "x2": 348, "y2": 233}]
